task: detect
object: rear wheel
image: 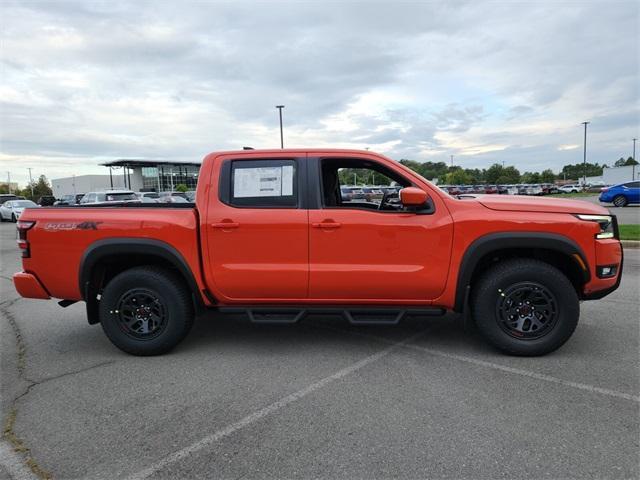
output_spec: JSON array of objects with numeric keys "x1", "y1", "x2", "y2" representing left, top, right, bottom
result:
[
  {"x1": 11, "y1": 214, "x2": 16, "y2": 222},
  {"x1": 471, "y1": 259, "x2": 579, "y2": 356},
  {"x1": 99, "y1": 266, "x2": 194, "y2": 356},
  {"x1": 613, "y1": 195, "x2": 628, "y2": 207}
]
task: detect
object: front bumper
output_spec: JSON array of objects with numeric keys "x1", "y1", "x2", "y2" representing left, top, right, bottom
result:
[
  {"x1": 13, "y1": 271, "x2": 50, "y2": 299},
  {"x1": 582, "y1": 239, "x2": 624, "y2": 300}
]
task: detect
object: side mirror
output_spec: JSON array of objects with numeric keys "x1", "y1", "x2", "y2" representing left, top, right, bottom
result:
[{"x1": 399, "y1": 187, "x2": 429, "y2": 207}]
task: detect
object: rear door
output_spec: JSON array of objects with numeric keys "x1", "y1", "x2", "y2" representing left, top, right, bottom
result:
[{"x1": 203, "y1": 154, "x2": 309, "y2": 301}]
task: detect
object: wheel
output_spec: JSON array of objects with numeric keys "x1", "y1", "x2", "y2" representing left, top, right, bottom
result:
[
  {"x1": 11, "y1": 214, "x2": 16, "y2": 222},
  {"x1": 471, "y1": 258, "x2": 579, "y2": 356},
  {"x1": 613, "y1": 195, "x2": 628, "y2": 207},
  {"x1": 99, "y1": 266, "x2": 194, "y2": 356}
]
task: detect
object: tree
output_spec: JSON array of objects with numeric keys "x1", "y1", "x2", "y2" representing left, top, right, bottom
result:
[
  {"x1": 484, "y1": 163, "x2": 505, "y2": 184},
  {"x1": 444, "y1": 168, "x2": 470, "y2": 185},
  {"x1": 540, "y1": 169, "x2": 556, "y2": 183},
  {"x1": 32, "y1": 175, "x2": 52, "y2": 198},
  {"x1": 558, "y1": 162, "x2": 603, "y2": 180},
  {"x1": 175, "y1": 183, "x2": 189, "y2": 193}
]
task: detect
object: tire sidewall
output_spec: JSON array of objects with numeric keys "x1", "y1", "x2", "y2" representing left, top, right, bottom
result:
[
  {"x1": 613, "y1": 195, "x2": 627, "y2": 207},
  {"x1": 99, "y1": 268, "x2": 192, "y2": 355},
  {"x1": 473, "y1": 261, "x2": 579, "y2": 356}
]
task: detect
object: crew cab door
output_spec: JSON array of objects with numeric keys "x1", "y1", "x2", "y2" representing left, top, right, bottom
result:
[
  {"x1": 308, "y1": 155, "x2": 453, "y2": 301},
  {"x1": 203, "y1": 154, "x2": 308, "y2": 301}
]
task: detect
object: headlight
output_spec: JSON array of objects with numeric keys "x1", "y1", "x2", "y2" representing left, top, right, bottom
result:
[{"x1": 575, "y1": 214, "x2": 616, "y2": 239}]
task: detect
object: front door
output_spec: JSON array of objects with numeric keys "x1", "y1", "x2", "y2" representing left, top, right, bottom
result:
[
  {"x1": 204, "y1": 156, "x2": 308, "y2": 301},
  {"x1": 308, "y1": 156, "x2": 453, "y2": 301}
]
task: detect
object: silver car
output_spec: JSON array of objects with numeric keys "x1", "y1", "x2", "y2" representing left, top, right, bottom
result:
[{"x1": 0, "y1": 200, "x2": 39, "y2": 222}]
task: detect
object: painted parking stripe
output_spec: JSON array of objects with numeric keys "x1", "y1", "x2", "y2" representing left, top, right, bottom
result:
[
  {"x1": 122, "y1": 329, "x2": 428, "y2": 480},
  {"x1": 322, "y1": 326, "x2": 640, "y2": 403}
]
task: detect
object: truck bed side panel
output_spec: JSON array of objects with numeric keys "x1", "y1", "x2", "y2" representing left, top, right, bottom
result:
[{"x1": 19, "y1": 207, "x2": 204, "y2": 301}]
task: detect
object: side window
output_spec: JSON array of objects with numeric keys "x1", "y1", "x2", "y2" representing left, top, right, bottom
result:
[
  {"x1": 626, "y1": 181, "x2": 640, "y2": 188},
  {"x1": 320, "y1": 158, "x2": 410, "y2": 211},
  {"x1": 225, "y1": 159, "x2": 298, "y2": 208}
]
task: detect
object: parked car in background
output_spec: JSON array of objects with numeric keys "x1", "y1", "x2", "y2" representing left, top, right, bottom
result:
[
  {"x1": 37, "y1": 195, "x2": 56, "y2": 206},
  {"x1": 157, "y1": 194, "x2": 189, "y2": 203},
  {"x1": 0, "y1": 199, "x2": 39, "y2": 222},
  {"x1": 55, "y1": 194, "x2": 85, "y2": 206},
  {"x1": 185, "y1": 191, "x2": 197, "y2": 202},
  {"x1": 0, "y1": 194, "x2": 19, "y2": 205},
  {"x1": 599, "y1": 181, "x2": 640, "y2": 207},
  {"x1": 135, "y1": 192, "x2": 160, "y2": 203},
  {"x1": 80, "y1": 190, "x2": 141, "y2": 205},
  {"x1": 558, "y1": 184, "x2": 581, "y2": 194}
]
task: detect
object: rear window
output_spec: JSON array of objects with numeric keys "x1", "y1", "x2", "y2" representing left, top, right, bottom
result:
[
  {"x1": 227, "y1": 159, "x2": 298, "y2": 208},
  {"x1": 106, "y1": 193, "x2": 137, "y2": 201}
]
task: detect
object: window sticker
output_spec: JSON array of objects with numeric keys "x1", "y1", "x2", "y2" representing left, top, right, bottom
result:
[{"x1": 234, "y1": 165, "x2": 294, "y2": 198}]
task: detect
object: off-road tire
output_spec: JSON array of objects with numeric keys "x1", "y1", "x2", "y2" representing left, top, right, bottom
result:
[
  {"x1": 471, "y1": 258, "x2": 579, "y2": 356},
  {"x1": 99, "y1": 266, "x2": 194, "y2": 356}
]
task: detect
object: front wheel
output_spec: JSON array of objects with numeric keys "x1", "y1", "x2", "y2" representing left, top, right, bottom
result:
[
  {"x1": 99, "y1": 266, "x2": 194, "y2": 356},
  {"x1": 471, "y1": 259, "x2": 579, "y2": 356},
  {"x1": 613, "y1": 195, "x2": 628, "y2": 207},
  {"x1": 11, "y1": 214, "x2": 16, "y2": 222}
]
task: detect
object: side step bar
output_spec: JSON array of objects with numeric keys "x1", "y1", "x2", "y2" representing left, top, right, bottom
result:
[{"x1": 217, "y1": 306, "x2": 445, "y2": 325}]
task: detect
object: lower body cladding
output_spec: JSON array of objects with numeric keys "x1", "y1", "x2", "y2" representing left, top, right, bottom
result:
[{"x1": 12, "y1": 249, "x2": 623, "y2": 357}]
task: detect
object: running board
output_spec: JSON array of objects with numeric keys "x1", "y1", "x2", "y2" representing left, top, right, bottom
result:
[{"x1": 217, "y1": 306, "x2": 445, "y2": 325}]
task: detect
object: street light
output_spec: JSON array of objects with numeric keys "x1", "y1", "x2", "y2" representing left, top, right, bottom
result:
[
  {"x1": 275, "y1": 105, "x2": 285, "y2": 149},
  {"x1": 633, "y1": 138, "x2": 637, "y2": 162},
  {"x1": 28, "y1": 168, "x2": 34, "y2": 198},
  {"x1": 581, "y1": 121, "x2": 590, "y2": 186}
]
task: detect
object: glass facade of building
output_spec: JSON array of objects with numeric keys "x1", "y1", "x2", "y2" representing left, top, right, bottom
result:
[{"x1": 140, "y1": 165, "x2": 200, "y2": 192}]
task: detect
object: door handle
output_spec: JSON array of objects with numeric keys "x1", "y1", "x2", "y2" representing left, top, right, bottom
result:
[
  {"x1": 211, "y1": 221, "x2": 239, "y2": 229},
  {"x1": 312, "y1": 221, "x2": 341, "y2": 229}
]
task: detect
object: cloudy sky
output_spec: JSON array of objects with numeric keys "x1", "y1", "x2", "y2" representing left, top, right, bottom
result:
[{"x1": 1, "y1": 0, "x2": 638, "y2": 186}]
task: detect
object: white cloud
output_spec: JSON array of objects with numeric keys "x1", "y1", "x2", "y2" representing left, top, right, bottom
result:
[{"x1": 1, "y1": 0, "x2": 638, "y2": 186}]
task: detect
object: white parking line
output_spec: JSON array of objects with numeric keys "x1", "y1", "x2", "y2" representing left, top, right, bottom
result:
[
  {"x1": 323, "y1": 326, "x2": 640, "y2": 403},
  {"x1": 123, "y1": 329, "x2": 428, "y2": 480}
]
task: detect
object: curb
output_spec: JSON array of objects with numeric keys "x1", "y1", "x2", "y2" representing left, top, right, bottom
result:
[{"x1": 621, "y1": 240, "x2": 640, "y2": 249}]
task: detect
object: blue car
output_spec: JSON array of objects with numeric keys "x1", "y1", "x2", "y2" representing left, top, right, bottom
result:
[{"x1": 599, "y1": 181, "x2": 640, "y2": 207}]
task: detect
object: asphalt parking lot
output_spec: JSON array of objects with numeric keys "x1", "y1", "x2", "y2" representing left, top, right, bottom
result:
[
  {"x1": 1, "y1": 222, "x2": 639, "y2": 480},
  {"x1": 580, "y1": 195, "x2": 640, "y2": 225}
]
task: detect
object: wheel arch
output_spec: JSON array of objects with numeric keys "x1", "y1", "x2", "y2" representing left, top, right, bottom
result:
[
  {"x1": 454, "y1": 232, "x2": 590, "y2": 313},
  {"x1": 79, "y1": 238, "x2": 208, "y2": 324}
]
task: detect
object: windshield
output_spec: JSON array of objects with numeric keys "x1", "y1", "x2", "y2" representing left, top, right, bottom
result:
[
  {"x1": 13, "y1": 200, "x2": 37, "y2": 207},
  {"x1": 106, "y1": 193, "x2": 137, "y2": 201}
]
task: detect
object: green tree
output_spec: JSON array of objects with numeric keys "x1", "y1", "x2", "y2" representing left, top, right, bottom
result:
[
  {"x1": 540, "y1": 169, "x2": 556, "y2": 183},
  {"x1": 484, "y1": 163, "x2": 505, "y2": 184},
  {"x1": 32, "y1": 175, "x2": 52, "y2": 198},
  {"x1": 175, "y1": 183, "x2": 189, "y2": 193},
  {"x1": 444, "y1": 169, "x2": 470, "y2": 185},
  {"x1": 559, "y1": 162, "x2": 603, "y2": 180}
]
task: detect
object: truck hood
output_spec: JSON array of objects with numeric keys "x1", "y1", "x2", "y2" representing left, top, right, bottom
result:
[{"x1": 473, "y1": 195, "x2": 609, "y2": 215}]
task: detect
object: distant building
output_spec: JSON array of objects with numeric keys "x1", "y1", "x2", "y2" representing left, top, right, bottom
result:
[
  {"x1": 602, "y1": 164, "x2": 640, "y2": 185},
  {"x1": 52, "y1": 159, "x2": 202, "y2": 197},
  {"x1": 99, "y1": 159, "x2": 201, "y2": 193},
  {"x1": 51, "y1": 175, "x2": 126, "y2": 198},
  {"x1": 0, "y1": 182, "x2": 19, "y2": 193}
]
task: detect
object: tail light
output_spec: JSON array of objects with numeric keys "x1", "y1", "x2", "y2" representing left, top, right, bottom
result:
[
  {"x1": 16, "y1": 220, "x2": 35, "y2": 258},
  {"x1": 600, "y1": 187, "x2": 609, "y2": 192}
]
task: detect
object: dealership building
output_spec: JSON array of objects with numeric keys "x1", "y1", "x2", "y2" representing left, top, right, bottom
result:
[{"x1": 52, "y1": 159, "x2": 202, "y2": 197}]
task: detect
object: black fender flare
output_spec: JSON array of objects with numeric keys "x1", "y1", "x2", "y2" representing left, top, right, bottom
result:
[
  {"x1": 454, "y1": 232, "x2": 590, "y2": 312},
  {"x1": 79, "y1": 238, "x2": 207, "y2": 313}
]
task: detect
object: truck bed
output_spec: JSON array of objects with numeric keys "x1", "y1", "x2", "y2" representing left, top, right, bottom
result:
[{"x1": 19, "y1": 206, "x2": 202, "y2": 301}]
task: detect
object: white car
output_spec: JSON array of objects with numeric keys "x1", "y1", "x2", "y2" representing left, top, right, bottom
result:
[
  {"x1": 0, "y1": 200, "x2": 39, "y2": 222},
  {"x1": 79, "y1": 190, "x2": 141, "y2": 205},
  {"x1": 558, "y1": 184, "x2": 581, "y2": 193}
]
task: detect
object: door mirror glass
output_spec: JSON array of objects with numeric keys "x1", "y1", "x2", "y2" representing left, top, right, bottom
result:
[{"x1": 399, "y1": 187, "x2": 428, "y2": 207}]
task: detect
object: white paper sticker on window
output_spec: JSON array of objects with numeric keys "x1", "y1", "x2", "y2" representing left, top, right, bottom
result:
[{"x1": 234, "y1": 165, "x2": 294, "y2": 198}]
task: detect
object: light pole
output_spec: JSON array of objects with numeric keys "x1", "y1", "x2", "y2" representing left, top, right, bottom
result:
[
  {"x1": 276, "y1": 105, "x2": 285, "y2": 149},
  {"x1": 581, "y1": 121, "x2": 590, "y2": 186},
  {"x1": 27, "y1": 168, "x2": 34, "y2": 198},
  {"x1": 6, "y1": 172, "x2": 11, "y2": 194},
  {"x1": 450, "y1": 155, "x2": 454, "y2": 168},
  {"x1": 633, "y1": 138, "x2": 637, "y2": 162}
]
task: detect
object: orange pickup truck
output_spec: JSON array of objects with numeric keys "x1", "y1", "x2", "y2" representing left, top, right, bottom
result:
[{"x1": 13, "y1": 149, "x2": 623, "y2": 356}]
